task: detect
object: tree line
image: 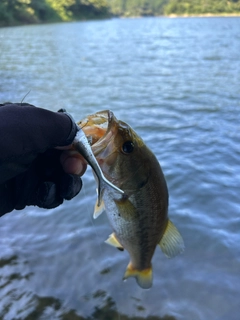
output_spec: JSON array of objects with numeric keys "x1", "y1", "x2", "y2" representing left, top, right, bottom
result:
[
  {"x1": 1, "y1": 0, "x2": 240, "y2": 27},
  {"x1": 109, "y1": 0, "x2": 240, "y2": 16},
  {"x1": 0, "y1": 0, "x2": 110, "y2": 26}
]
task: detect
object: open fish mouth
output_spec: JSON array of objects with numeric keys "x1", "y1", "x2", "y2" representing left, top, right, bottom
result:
[{"x1": 78, "y1": 110, "x2": 114, "y2": 146}]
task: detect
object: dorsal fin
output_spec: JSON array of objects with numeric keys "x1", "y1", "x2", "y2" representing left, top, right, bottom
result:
[{"x1": 159, "y1": 219, "x2": 184, "y2": 258}]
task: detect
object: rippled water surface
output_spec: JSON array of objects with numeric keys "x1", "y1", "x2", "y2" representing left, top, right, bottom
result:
[{"x1": 0, "y1": 17, "x2": 240, "y2": 320}]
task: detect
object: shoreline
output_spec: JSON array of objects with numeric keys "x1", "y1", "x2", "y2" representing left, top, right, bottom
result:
[
  {"x1": 1, "y1": 13, "x2": 240, "y2": 28},
  {"x1": 166, "y1": 13, "x2": 240, "y2": 18},
  {"x1": 119, "y1": 13, "x2": 240, "y2": 18}
]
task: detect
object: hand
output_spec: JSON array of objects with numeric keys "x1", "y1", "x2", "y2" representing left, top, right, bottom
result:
[{"x1": 0, "y1": 102, "x2": 87, "y2": 216}]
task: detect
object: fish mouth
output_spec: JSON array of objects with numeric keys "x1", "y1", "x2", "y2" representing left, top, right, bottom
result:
[{"x1": 78, "y1": 110, "x2": 117, "y2": 153}]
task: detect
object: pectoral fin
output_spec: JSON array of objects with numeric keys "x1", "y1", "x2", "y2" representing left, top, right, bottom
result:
[
  {"x1": 159, "y1": 219, "x2": 184, "y2": 258},
  {"x1": 105, "y1": 233, "x2": 124, "y2": 251},
  {"x1": 123, "y1": 262, "x2": 152, "y2": 289},
  {"x1": 114, "y1": 197, "x2": 137, "y2": 220},
  {"x1": 93, "y1": 195, "x2": 105, "y2": 219}
]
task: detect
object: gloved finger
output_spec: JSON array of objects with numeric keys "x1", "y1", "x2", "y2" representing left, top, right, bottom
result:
[
  {"x1": 0, "y1": 181, "x2": 15, "y2": 216},
  {"x1": 14, "y1": 155, "x2": 64, "y2": 210},
  {"x1": 60, "y1": 174, "x2": 82, "y2": 200},
  {"x1": 36, "y1": 181, "x2": 63, "y2": 209},
  {"x1": 0, "y1": 103, "x2": 79, "y2": 161}
]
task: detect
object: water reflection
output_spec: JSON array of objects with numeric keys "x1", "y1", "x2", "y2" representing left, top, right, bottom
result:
[
  {"x1": 0, "y1": 255, "x2": 176, "y2": 319},
  {"x1": 24, "y1": 292, "x2": 176, "y2": 320},
  {"x1": 0, "y1": 255, "x2": 33, "y2": 290},
  {"x1": 0, "y1": 255, "x2": 34, "y2": 317}
]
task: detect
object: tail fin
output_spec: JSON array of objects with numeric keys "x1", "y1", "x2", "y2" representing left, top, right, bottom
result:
[{"x1": 123, "y1": 263, "x2": 152, "y2": 289}]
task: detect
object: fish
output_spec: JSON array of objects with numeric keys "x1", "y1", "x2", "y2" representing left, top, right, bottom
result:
[{"x1": 78, "y1": 110, "x2": 184, "y2": 289}]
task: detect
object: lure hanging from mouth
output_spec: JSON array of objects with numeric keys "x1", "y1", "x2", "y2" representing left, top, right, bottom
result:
[{"x1": 73, "y1": 127, "x2": 124, "y2": 206}]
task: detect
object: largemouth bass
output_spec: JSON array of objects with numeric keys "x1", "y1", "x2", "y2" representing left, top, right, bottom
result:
[{"x1": 78, "y1": 110, "x2": 184, "y2": 289}]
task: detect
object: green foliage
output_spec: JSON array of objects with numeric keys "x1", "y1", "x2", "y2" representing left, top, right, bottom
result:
[
  {"x1": 108, "y1": 0, "x2": 240, "y2": 16},
  {"x1": 0, "y1": 0, "x2": 39, "y2": 26},
  {"x1": 164, "y1": 0, "x2": 240, "y2": 15},
  {"x1": 70, "y1": 0, "x2": 110, "y2": 20},
  {"x1": 0, "y1": 0, "x2": 110, "y2": 26},
  {"x1": 45, "y1": 0, "x2": 72, "y2": 21},
  {"x1": 107, "y1": 0, "x2": 169, "y2": 16}
]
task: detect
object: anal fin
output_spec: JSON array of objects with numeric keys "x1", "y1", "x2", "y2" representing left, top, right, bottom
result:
[{"x1": 105, "y1": 233, "x2": 124, "y2": 251}]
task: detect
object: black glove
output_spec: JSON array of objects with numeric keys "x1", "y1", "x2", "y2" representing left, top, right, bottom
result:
[{"x1": 0, "y1": 102, "x2": 82, "y2": 216}]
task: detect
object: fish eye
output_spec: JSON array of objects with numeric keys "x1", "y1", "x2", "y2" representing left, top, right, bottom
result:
[{"x1": 122, "y1": 141, "x2": 134, "y2": 154}]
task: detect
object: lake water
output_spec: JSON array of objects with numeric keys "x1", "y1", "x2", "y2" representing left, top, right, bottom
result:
[{"x1": 0, "y1": 17, "x2": 240, "y2": 320}]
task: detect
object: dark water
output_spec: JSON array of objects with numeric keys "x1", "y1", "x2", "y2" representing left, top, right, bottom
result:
[{"x1": 0, "y1": 17, "x2": 240, "y2": 320}]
